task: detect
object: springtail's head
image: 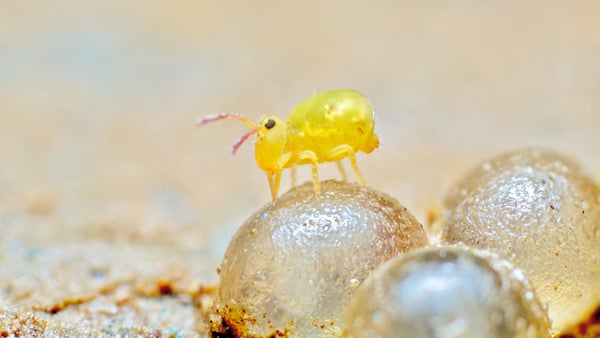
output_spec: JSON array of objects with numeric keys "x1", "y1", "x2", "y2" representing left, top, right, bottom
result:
[
  {"x1": 196, "y1": 113, "x2": 260, "y2": 154},
  {"x1": 197, "y1": 113, "x2": 288, "y2": 173}
]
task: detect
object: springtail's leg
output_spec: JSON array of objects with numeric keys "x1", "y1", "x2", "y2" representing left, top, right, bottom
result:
[
  {"x1": 295, "y1": 150, "x2": 320, "y2": 196},
  {"x1": 348, "y1": 153, "x2": 366, "y2": 187},
  {"x1": 290, "y1": 167, "x2": 297, "y2": 187},
  {"x1": 336, "y1": 160, "x2": 347, "y2": 182},
  {"x1": 311, "y1": 162, "x2": 320, "y2": 196}
]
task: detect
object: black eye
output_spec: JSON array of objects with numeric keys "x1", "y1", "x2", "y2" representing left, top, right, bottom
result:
[{"x1": 265, "y1": 119, "x2": 276, "y2": 129}]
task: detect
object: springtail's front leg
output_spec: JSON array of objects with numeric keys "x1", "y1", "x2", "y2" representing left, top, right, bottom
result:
[{"x1": 266, "y1": 152, "x2": 293, "y2": 200}]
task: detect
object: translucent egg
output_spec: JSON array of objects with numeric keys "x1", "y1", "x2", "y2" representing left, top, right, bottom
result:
[
  {"x1": 344, "y1": 246, "x2": 551, "y2": 338},
  {"x1": 209, "y1": 181, "x2": 428, "y2": 337},
  {"x1": 438, "y1": 148, "x2": 600, "y2": 331}
]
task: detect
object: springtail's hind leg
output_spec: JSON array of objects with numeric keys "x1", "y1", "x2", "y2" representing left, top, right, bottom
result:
[
  {"x1": 311, "y1": 162, "x2": 320, "y2": 196},
  {"x1": 348, "y1": 153, "x2": 366, "y2": 187},
  {"x1": 296, "y1": 150, "x2": 320, "y2": 196},
  {"x1": 290, "y1": 167, "x2": 297, "y2": 187},
  {"x1": 336, "y1": 161, "x2": 347, "y2": 182},
  {"x1": 325, "y1": 145, "x2": 366, "y2": 187}
]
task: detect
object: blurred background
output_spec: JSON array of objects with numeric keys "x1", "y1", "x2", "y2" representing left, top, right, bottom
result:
[{"x1": 1, "y1": 0, "x2": 599, "y2": 334}]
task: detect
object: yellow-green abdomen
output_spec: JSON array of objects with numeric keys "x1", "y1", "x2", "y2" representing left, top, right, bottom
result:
[{"x1": 285, "y1": 89, "x2": 379, "y2": 161}]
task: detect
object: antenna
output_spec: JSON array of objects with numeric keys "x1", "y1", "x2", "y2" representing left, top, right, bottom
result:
[{"x1": 197, "y1": 113, "x2": 259, "y2": 154}]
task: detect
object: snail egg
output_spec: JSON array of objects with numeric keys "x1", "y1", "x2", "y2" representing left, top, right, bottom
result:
[
  {"x1": 344, "y1": 246, "x2": 551, "y2": 338},
  {"x1": 209, "y1": 181, "x2": 428, "y2": 337},
  {"x1": 439, "y1": 148, "x2": 600, "y2": 331}
]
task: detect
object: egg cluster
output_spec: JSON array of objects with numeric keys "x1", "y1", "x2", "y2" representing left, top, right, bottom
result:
[{"x1": 208, "y1": 148, "x2": 600, "y2": 337}]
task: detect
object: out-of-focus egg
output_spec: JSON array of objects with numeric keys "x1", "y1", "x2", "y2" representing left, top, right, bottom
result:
[
  {"x1": 438, "y1": 148, "x2": 600, "y2": 331},
  {"x1": 344, "y1": 246, "x2": 551, "y2": 338},
  {"x1": 209, "y1": 180, "x2": 428, "y2": 337}
]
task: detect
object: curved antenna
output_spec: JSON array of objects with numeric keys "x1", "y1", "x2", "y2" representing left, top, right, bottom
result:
[
  {"x1": 197, "y1": 113, "x2": 259, "y2": 155},
  {"x1": 196, "y1": 113, "x2": 257, "y2": 128},
  {"x1": 231, "y1": 128, "x2": 259, "y2": 154}
]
